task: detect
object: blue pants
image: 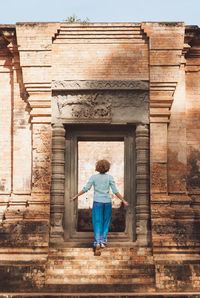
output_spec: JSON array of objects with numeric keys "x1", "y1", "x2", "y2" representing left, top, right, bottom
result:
[{"x1": 92, "y1": 201, "x2": 112, "y2": 247}]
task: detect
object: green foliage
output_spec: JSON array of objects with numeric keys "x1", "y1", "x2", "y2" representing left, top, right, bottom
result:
[{"x1": 65, "y1": 14, "x2": 90, "y2": 24}]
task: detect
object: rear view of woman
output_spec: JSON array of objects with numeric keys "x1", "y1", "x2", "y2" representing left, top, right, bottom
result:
[{"x1": 71, "y1": 159, "x2": 129, "y2": 256}]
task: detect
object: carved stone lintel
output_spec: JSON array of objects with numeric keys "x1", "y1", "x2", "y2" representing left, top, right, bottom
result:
[
  {"x1": 54, "y1": 92, "x2": 112, "y2": 119},
  {"x1": 52, "y1": 90, "x2": 149, "y2": 123},
  {"x1": 50, "y1": 123, "x2": 65, "y2": 244},
  {"x1": 52, "y1": 80, "x2": 149, "y2": 91},
  {"x1": 135, "y1": 124, "x2": 150, "y2": 246}
]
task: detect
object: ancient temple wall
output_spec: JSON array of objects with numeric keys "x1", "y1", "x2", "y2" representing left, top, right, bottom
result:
[
  {"x1": 0, "y1": 22, "x2": 200, "y2": 293},
  {"x1": 12, "y1": 23, "x2": 60, "y2": 247},
  {"x1": 152, "y1": 59, "x2": 200, "y2": 292},
  {"x1": 141, "y1": 23, "x2": 200, "y2": 291},
  {"x1": 0, "y1": 46, "x2": 13, "y2": 223},
  {"x1": 52, "y1": 43, "x2": 148, "y2": 81},
  {"x1": 52, "y1": 23, "x2": 149, "y2": 81},
  {"x1": 0, "y1": 24, "x2": 60, "y2": 288},
  {"x1": 12, "y1": 59, "x2": 31, "y2": 194},
  {"x1": 168, "y1": 65, "x2": 187, "y2": 193},
  {"x1": 0, "y1": 23, "x2": 150, "y2": 247},
  {"x1": 186, "y1": 71, "x2": 200, "y2": 192},
  {"x1": 185, "y1": 51, "x2": 200, "y2": 243}
]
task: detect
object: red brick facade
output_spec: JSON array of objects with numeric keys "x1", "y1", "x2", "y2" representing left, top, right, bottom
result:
[{"x1": 0, "y1": 22, "x2": 200, "y2": 295}]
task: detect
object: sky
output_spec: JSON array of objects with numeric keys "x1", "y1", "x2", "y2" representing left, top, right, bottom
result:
[{"x1": 1, "y1": 0, "x2": 200, "y2": 27}]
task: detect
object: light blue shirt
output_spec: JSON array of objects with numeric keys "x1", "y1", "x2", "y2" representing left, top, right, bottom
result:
[{"x1": 82, "y1": 173, "x2": 119, "y2": 203}]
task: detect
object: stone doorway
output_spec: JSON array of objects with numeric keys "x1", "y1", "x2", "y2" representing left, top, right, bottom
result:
[
  {"x1": 50, "y1": 80, "x2": 150, "y2": 247},
  {"x1": 64, "y1": 125, "x2": 135, "y2": 243}
]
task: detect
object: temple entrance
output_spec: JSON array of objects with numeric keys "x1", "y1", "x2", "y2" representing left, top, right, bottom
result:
[
  {"x1": 50, "y1": 80, "x2": 150, "y2": 246},
  {"x1": 64, "y1": 125, "x2": 136, "y2": 243},
  {"x1": 77, "y1": 140, "x2": 125, "y2": 232}
]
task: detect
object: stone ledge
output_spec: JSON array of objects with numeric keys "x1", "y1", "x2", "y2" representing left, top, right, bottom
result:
[
  {"x1": 0, "y1": 292, "x2": 200, "y2": 297},
  {"x1": 52, "y1": 80, "x2": 149, "y2": 91},
  {"x1": 0, "y1": 283, "x2": 155, "y2": 294}
]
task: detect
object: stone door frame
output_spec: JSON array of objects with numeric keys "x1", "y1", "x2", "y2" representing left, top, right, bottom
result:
[
  {"x1": 64, "y1": 125, "x2": 136, "y2": 243},
  {"x1": 50, "y1": 80, "x2": 150, "y2": 247}
]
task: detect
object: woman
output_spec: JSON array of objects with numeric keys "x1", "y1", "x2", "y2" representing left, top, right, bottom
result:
[{"x1": 71, "y1": 159, "x2": 129, "y2": 256}]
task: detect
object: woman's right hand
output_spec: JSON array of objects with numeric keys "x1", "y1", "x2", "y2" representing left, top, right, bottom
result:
[{"x1": 70, "y1": 195, "x2": 77, "y2": 201}]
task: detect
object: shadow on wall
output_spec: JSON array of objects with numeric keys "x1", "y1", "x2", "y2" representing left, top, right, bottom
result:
[
  {"x1": 97, "y1": 43, "x2": 148, "y2": 80},
  {"x1": 87, "y1": 41, "x2": 149, "y2": 81},
  {"x1": 187, "y1": 148, "x2": 200, "y2": 190},
  {"x1": 168, "y1": 149, "x2": 187, "y2": 193},
  {"x1": 13, "y1": 44, "x2": 31, "y2": 125},
  {"x1": 187, "y1": 147, "x2": 200, "y2": 243}
]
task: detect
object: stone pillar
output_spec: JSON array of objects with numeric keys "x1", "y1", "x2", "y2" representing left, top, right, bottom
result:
[
  {"x1": 136, "y1": 124, "x2": 150, "y2": 246},
  {"x1": 50, "y1": 123, "x2": 65, "y2": 243}
]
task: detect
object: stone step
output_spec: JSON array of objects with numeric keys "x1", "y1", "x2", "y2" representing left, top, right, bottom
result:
[
  {"x1": 46, "y1": 275, "x2": 155, "y2": 284},
  {"x1": 43, "y1": 283, "x2": 155, "y2": 294},
  {"x1": 54, "y1": 38, "x2": 147, "y2": 44},
  {"x1": 49, "y1": 247, "x2": 153, "y2": 253},
  {"x1": 59, "y1": 29, "x2": 143, "y2": 34},
  {"x1": 49, "y1": 248, "x2": 153, "y2": 257},
  {"x1": 48, "y1": 256, "x2": 154, "y2": 263},
  {"x1": 47, "y1": 265, "x2": 154, "y2": 274},
  {"x1": 47, "y1": 260, "x2": 154, "y2": 267},
  {"x1": 47, "y1": 263, "x2": 154, "y2": 270},
  {"x1": 46, "y1": 247, "x2": 155, "y2": 288},
  {"x1": 48, "y1": 252, "x2": 152, "y2": 258},
  {"x1": 46, "y1": 267, "x2": 154, "y2": 275},
  {"x1": 49, "y1": 248, "x2": 153, "y2": 253},
  {"x1": 56, "y1": 34, "x2": 144, "y2": 39}
]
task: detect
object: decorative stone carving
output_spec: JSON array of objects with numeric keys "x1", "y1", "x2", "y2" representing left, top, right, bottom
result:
[
  {"x1": 54, "y1": 92, "x2": 111, "y2": 119},
  {"x1": 135, "y1": 124, "x2": 150, "y2": 246},
  {"x1": 52, "y1": 80, "x2": 149, "y2": 91},
  {"x1": 50, "y1": 123, "x2": 65, "y2": 243},
  {"x1": 52, "y1": 90, "x2": 149, "y2": 123}
]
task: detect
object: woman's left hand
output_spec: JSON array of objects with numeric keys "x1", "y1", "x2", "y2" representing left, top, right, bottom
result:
[{"x1": 123, "y1": 200, "x2": 129, "y2": 207}]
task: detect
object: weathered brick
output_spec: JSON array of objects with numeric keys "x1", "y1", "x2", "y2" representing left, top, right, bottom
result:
[{"x1": 0, "y1": 21, "x2": 200, "y2": 294}]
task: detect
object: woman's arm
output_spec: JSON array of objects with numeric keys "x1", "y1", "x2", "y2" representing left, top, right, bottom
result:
[
  {"x1": 109, "y1": 176, "x2": 129, "y2": 207},
  {"x1": 115, "y1": 192, "x2": 129, "y2": 207},
  {"x1": 71, "y1": 189, "x2": 85, "y2": 201},
  {"x1": 71, "y1": 175, "x2": 94, "y2": 201}
]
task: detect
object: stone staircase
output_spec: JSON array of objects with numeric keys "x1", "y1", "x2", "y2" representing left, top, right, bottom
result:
[{"x1": 45, "y1": 246, "x2": 155, "y2": 294}]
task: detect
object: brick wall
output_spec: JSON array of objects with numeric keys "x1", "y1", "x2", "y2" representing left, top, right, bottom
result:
[
  {"x1": 0, "y1": 52, "x2": 12, "y2": 194},
  {"x1": 0, "y1": 22, "x2": 200, "y2": 294},
  {"x1": 52, "y1": 23, "x2": 149, "y2": 81}
]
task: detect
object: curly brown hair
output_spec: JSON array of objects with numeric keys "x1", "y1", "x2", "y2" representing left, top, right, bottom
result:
[{"x1": 95, "y1": 159, "x2": 111, "y2": 174}]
